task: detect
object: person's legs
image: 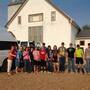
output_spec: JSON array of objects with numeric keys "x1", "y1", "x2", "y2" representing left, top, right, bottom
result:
[
  {"x1": 32, "y1": 61, "x2": 34, "y2": 72},
  {"x1": 79, "y1": 58, "x2": 85, "y2": 74},
  {"x1": 76, "y1": 58, "x2": 84, "y2": 74},
  {"x1": 59, "y1": 56, "x2": 66, "y2": 72},
  {"x1": 59, "y1": 57, "x2": 62, "y2": 72},
  {"x1": 42, "y1": 60, "x2": 44, "y2": 72},
  {"x1": 86, "y1": 59, "x2": 89, "y2": 73},
  {"x1": 34, "y1": 61, "x2": 37, "y2": 73},
  {"x1": 34, "y1": 61, "x2": 39, "y2": 73},
  {"x1": 76, "y1": 58, "x2": 80, "y2": 73},
  {"x1": 27, "y1": 61, "x2": 31, "y2": 73},
  {"x1": 62, "y1": 56, "x2": 66, "y2": 72},
  {"x1": 26, "y1": 60, "x2": 29, "y2": 72},
  {"x1": 46, "y1": 60, "x2": 49, "y2": 72},
  {"x1": 43, "y1": 61, "x2": 46, "y2": 72},
  {"x1": 68, "y1": 58, "x2": 72, "y2": 72},
  {"x1": 7, "y1": 59, "x2": 13, "y2": 75},
  {"x1": 53, "y1": 63, "x2": 56, "y2": 72},
  {"x1": 48, "y1": 60, "x2": 53, "y2": 72},
  {"x1": 19, "y1": 60, "x2": 24, "y2": 72},
  {"x1": 56, "y1": 62, "x2": 59, "y2": 72},
  {"x1": 15, "y1": 67, "x2": 18, "y2": 73},
  {"x1": 47, "y1": 60, "x2": 51, "y2": 72},
  {"x1": 71, "y1": 58, "x2": 76, "y2": 72},
  {"x1": 34, "y1": 65, "x2": 36, "y2": 73},
  {"x1": 30, "y1": 62, "x2": 33, "y2": 73},
  {"x1": 81, "y1": 64, "x2": 85, "y2": 74},
  {"x1": 86, "y1": 58, "x2": 90, "y2": 73},
  {"x1": 15, "y1": 59, "x2": 19, "y2": 73},
  {"x1": 54, "y1": 62, "x2": 58, "y2": 72},
  {"x1": 49, "y1": 61, "x2": 53, "y2": 72},
  {"x1": 77, "y1": 65, "x2": 80, "y2": 73},
  {"x1": 24, "y1": 60, "x2": 27, "y2": 72},
  {"x1": 55, "y1": 62, "x2": 58, "y2": 72},
  {"x1": 88, "y1": 58, "x2": 90, "y2": 73}
]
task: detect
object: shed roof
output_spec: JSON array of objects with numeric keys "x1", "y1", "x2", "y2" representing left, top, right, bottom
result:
[{"x1": 77, "y1": 29, "x2": 90, "y2": 38}]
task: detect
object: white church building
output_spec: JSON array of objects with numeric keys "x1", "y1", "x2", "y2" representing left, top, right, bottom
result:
[{"x1": 5, "y1": 0, "x2": 81, "y2": 47}]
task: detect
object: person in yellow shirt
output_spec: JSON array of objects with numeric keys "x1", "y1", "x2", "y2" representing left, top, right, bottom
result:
[{"x1": 74, "y1": 44, "x2": 85, "y2": 74}]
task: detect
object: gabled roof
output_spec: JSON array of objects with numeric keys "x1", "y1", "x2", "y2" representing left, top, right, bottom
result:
[
  {"x1": 77, "y1": 29, "x2": 90, "y2": 38},
  {"x1": 5, "y1": 0, "x2": 81, "y2": 30},
  {"x1": 5, "y1": 0, "x2": 28, "y2": 28},
  {"x1": 8, "y1": 0, "x2": 24, "y2": 6}
]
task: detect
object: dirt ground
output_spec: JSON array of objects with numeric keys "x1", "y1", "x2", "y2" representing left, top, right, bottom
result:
[{"x1": 0, "y1": 72, "x2": 90, "y2": 90}]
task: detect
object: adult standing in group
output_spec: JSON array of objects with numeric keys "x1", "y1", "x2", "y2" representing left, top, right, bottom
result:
[
  {"x1": 29, "y1": 47, "x2": 34, "y2": 72},
  {"x1": 15, "y1": 46, "x2": 23, "y2": 73},
  {"x1": 47, "y1": 45, "x2": 53, "y2": 72},
  {"x1": 85, "y1": 43, "x2": 90, "y2": 73},
  {"x1": 67, "y1": 43, "x2": 76, "y2": 73},
  {"x1": 40, "y1": 47, "x2": 47, "y2": 73},
  {"x1": 7, "y1": 46, "x2": 16, "y2": 75},
  {"x1": 23, "y1": 47, "x2": 31, "y2": 73},
  {"x1": 52, "y1": 45, "x2": 59, "y2": 73},
  {"x1": 33, "y1": 47, "x2": 40, "y2": 74},
  {"x1": 58, "y1": 42, "x2": 66, "y2": 72},
  {"x1": 74, "y1": 44, "x2": 85, "y2": 74}
]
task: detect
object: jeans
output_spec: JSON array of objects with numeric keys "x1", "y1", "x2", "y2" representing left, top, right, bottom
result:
[
  {"x1": 15, "y1": 58, "x2": 19, "y2": 67},
  {"x1": 68, "y1": 58, "x2": 76, "y2": 72},
  {"x1": 59, "y1": 56, "x2": 66, "y2": 72},
  {"x1": 24, "y1": 60, "x2": 31, "y2": 73},
  {"x1": 86, "y1": 58, "x2": 90, "y2": 73},
  {"x1": 47, "y1": 60, "x2": 53, "y2": 72}
]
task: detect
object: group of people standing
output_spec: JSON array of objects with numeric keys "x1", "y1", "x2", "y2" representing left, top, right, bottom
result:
[{"x1": 7, "y1": 42, "x2": 90, "y2": 75}]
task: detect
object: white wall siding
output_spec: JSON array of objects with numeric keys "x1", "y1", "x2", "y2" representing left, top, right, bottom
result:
[
  {"x1": 8, "y1": 0, "x2": 78, "y2": 47},
  {"x1": 71, "y1": 25, "x2": 78, "y2": 47},
  {"x1": 8, "y1": 16, "x2": 28, "y2": 41},
  {"x1": 76, "y1": 38, "x2": 90, "y2": 50}
]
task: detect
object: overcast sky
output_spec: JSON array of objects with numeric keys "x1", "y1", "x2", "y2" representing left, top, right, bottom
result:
[{"x1": 0, "y1": 0, "x2": 90, "y2": 31}]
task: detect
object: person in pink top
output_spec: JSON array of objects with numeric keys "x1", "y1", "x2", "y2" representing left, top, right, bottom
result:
[
  {"x1": 23, "y1": 47, "x2": 31, "y2": 73},
  {"x1": 33, "y1": 47, "x2": 40, "y2": 73}
]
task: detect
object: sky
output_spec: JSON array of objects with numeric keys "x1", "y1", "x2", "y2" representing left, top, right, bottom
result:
[{"x1": 0, "y1": 0, "x2": 90, "y2": 31}]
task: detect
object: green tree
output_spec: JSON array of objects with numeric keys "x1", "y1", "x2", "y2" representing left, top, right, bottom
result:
[{"x1": 82, "y1": 25, "x2": 90, "y2": 30}]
